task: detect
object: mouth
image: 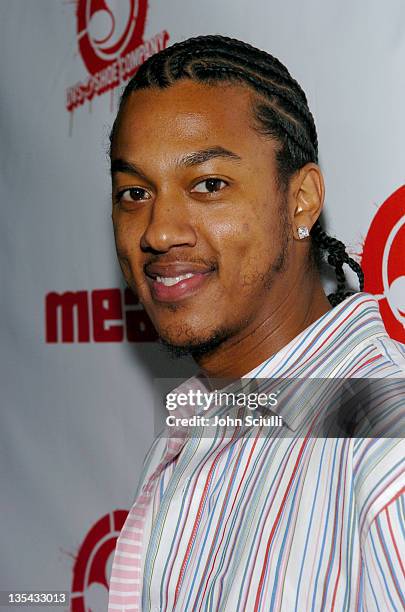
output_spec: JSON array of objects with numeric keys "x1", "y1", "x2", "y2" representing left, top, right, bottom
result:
[{"x1": 145, "y1": 263, "x2": 215, "y2": 303}]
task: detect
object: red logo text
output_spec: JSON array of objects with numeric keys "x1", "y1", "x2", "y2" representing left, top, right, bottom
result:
[
  {"x1": 67, "y1": 0, "x2": 169, "y2": 112},
  {"x1": 45, "y1": 287, "x2": 157, "y2": 343}
]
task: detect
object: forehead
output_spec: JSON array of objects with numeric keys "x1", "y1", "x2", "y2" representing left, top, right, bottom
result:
[{"x1": 112, "y1": 80, "x2": 273, "y2": 157}]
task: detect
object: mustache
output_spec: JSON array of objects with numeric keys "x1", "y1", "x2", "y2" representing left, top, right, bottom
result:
[{"x1": 144, "y1": 254, "x2": 218, "y2": 270}]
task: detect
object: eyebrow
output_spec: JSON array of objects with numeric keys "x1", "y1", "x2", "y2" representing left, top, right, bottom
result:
[
  {"x1": 110, "y1": 146, "x2": 242, "y2": 178},
  {"x1": 110, "y1": 159, "x2": 149, "y2": 181},
  {"x1": 181, "y1": 146, "x2": 242, "y2": 167}
]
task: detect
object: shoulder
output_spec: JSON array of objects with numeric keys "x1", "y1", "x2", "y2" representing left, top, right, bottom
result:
[
  {"x1": 353, "y1": 437, "x2": 404, "y2": 541},
  {"x1": 350, "y1": 332, "x2": 405, "y2": 529}
]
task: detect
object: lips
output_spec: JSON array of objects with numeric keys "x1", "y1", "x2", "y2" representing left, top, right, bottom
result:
[{"x1": 145, "y1": 262, "x2": 215, "y2": 302}]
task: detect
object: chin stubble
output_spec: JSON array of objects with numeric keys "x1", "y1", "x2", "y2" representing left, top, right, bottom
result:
[{"x1": 158, "y1": 326, "x2": 235, "y2": 359}]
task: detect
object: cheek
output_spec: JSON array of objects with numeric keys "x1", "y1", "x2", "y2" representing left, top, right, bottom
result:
[
  {"x1": 112, "y1": 213, "x2": 142, "y2": 259},
  {"x1": 210, "y1": 213, "x2": 276, "y2": 283}
]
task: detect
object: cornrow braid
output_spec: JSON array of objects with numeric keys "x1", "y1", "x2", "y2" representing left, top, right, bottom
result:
[
  {"x1": 110, "y1": 34, "x2": 364, "y2": 306},
  {"x1": 310, "y1": 220, "x2": 364, "y2": 306},
  {"x1": 190, "y1": 64, "x2": 318, "y2": 161}
]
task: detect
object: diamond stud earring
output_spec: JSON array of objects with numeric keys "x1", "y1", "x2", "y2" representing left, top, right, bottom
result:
[{"x1": 297, "y1": 225, "x2": 310, "y2": 239}]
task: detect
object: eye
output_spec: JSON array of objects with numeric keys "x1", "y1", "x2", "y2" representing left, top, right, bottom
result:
[
  {"x1": 115, "y1": 187, "x2": 151, "y2": 203},
  {"x1": 191, "y1": 178, "x2": 228, "y2": 194}
]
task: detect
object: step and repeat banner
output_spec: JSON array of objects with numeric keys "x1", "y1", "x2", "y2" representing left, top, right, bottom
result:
[{"x1": 1, "y1": 1, "x2": 404, "y2": 610}]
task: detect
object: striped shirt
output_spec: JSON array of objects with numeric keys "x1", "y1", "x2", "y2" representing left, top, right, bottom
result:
[{"x1": 109, "y1": 292, "x2": 405, "y2": 611}]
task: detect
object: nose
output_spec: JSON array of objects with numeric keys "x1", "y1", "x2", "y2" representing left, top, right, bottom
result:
[{"x1": 140, "y1": 193, "x2": 197, "y2": 253}]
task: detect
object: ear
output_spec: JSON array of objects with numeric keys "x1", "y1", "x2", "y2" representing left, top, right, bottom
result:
[{"x1": 288, "y1": 163, "x2": 325, "y2": 240}]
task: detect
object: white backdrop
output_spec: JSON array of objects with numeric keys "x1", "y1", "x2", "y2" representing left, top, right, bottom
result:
[{"x1": 1, "y1": 1, "x2": 404, "y2": 610}]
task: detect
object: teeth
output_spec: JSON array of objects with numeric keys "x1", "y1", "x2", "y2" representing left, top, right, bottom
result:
[{"x1": 155, "y1": 273, "x2": 195, "y2": 286}]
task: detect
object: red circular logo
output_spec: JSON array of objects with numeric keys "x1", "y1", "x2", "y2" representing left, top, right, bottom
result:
[
  {"x1": 362, "y1": 185, "x2": 405, "y2": 343},
  {"x1": 71, "y1": 510, "x2": 128, "y2": 612},
  {"x1": 76, "y1": 0, "x2": 147, "y2": 75}
]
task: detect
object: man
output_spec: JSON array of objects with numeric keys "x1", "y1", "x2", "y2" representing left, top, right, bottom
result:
[{"x1": 108, "y1": 35, "x2": 405, "y2": 611}]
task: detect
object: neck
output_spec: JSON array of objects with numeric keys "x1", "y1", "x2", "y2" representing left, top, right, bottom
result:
[{"x1": 195, "y1": 273, "x2": 331, "y2": 379}]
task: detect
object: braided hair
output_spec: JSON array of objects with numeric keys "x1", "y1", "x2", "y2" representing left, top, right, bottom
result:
[{"x1": 110, "y1": 34, "x2": 364, "y2": 306}]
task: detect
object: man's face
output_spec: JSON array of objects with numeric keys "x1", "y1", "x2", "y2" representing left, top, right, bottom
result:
[{"x1": 111, "y1": 80, "x2": 293, "y2": 353}]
